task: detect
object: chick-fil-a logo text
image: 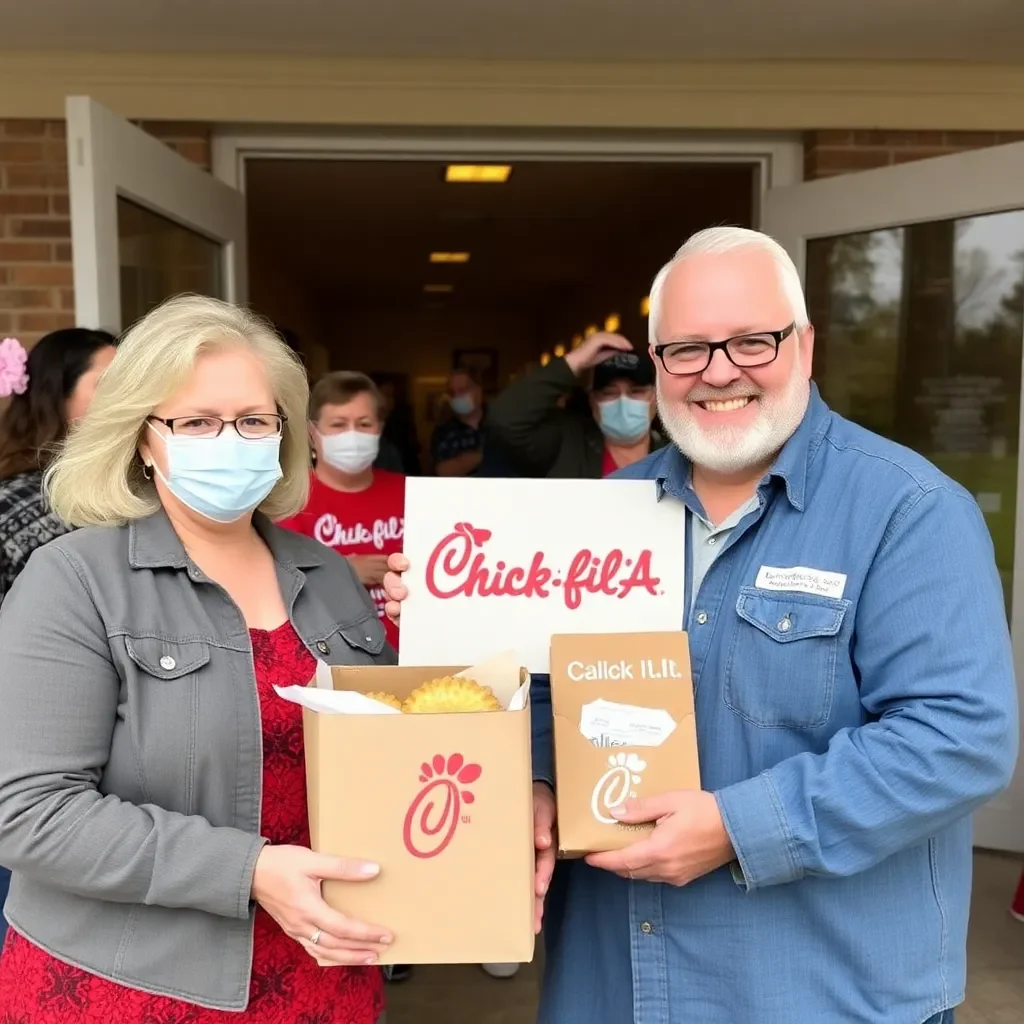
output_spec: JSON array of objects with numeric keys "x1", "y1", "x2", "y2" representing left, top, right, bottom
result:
[
  {"x1": 424, "y1": 521, "x2": 662, "y2": 610},
  {"x1": 402, "y1": 753, "x2": 482, "y2": 859}
]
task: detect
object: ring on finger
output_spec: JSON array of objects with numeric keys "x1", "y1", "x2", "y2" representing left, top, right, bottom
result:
[{"x1": 310, "y1": 928, "x2": 322, "y2": 945}]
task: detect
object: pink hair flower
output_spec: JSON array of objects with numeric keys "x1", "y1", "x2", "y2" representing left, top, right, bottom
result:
[{"x1": 0, "y1": 337, "x2": 29, "y2": 398}]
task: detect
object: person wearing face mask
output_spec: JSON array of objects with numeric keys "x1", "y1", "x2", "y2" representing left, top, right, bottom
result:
[
  {"x1": 430, "y1": 368, "x2": 485, "y2": 476},
  {"x1": 279, "y1": 372, "x2": 405, "y2": 653},
  {"x1": 0, "y1": 297, "x2": 392, "y2": 1023},
  {"x1": 487, "y1": 333, "x2": 665, "y2": 478}
]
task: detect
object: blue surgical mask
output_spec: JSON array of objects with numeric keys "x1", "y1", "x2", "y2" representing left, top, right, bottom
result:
[
  {"x1": 450, "y1": 394, "x2": 476, "y2": 416},
  {"x1": 149, "y1": 427, "x2": 283, "y2": 524},
  {"x1": 597, "y1": 396, "x2": 651, "y2": 444}
]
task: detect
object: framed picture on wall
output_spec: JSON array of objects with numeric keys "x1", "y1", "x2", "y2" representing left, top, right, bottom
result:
[{"x1": 453, "y1": 348, "x2": 498, "y2": 392}]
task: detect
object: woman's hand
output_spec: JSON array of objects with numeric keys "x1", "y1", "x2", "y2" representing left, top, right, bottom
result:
[
  {"x1": 348, "y1": 554, "x2": 390, "y2": 587},
  {"x1": 252, "y1": 845, "x2": 393, "y2": 965},
  {"x1": 382, "y1": 553, "x2": 409, "y2": 624}
]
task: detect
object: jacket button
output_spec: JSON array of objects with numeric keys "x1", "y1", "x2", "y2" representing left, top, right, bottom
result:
[
  {"x1": 159, "y1": 655, "x2": 176, "y2": 671},
  {"x1": 316, "y1": 641, "x2": 330, "y2": 655}
]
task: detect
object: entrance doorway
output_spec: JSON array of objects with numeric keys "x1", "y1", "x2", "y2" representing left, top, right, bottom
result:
[{"x1": 241, "y1": 156, "x2": 756, "y2": 461}]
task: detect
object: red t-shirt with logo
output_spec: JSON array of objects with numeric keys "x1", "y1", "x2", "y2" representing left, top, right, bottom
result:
[{"x1": 279, "y1": 470, "x2": 405, "y2": 651}]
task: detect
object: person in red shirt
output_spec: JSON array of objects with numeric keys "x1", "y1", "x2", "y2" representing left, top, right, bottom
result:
[{"x1": 280, "y1": 372, "x2": 404, "y2": 652}]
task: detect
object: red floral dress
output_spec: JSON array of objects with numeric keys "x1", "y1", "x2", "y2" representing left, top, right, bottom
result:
[{"x1": 0, "y1": 622, "x2": 384, "y2": 1024}]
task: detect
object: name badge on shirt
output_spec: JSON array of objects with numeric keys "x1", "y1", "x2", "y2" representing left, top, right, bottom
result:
[{"x1": 755, "y1": 565, "x2": 847, "y2": 600}]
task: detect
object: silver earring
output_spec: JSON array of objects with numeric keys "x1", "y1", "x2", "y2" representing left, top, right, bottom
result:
[{"x1": 142, "y1": 463, "x2": 153, "y2": 481}]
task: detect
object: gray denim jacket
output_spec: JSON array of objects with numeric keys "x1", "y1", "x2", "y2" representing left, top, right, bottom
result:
[{"x1": 0, "y1": 509, "x2": 396, "y2": 1009}]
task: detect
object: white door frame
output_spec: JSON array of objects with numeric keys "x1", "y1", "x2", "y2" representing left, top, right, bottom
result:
[
  {"x1": 67, "y1": 96, "x2": 248, "y2": 334},
  {"x1": 765, "y1": 141, "x2": 1024, "y2": 853},
  {"x1": 210, "y1": 127, "x2": 803, "y2": 205}
]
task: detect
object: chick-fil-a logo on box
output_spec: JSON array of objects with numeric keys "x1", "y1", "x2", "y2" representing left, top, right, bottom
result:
[
  {"x1": 402, "y1": 753, "x2": 482, "y2": 859},
  {"x1": 425, "y1": 521, "x2": 662, "y2": 610}
]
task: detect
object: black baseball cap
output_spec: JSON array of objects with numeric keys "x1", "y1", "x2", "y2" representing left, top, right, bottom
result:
[{"x1": 591, "y1": 351, "x2": 656, "y2": 392}]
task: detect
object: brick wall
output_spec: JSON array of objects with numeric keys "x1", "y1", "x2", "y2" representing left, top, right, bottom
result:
[
  {"x1": 0, "y1": 119, "x2": 210, "y2": 346},
  {"x1": 803, "y1": 129, "x2": 1024, "y2": 180}
]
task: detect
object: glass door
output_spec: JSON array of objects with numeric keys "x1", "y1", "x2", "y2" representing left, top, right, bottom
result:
[
  {"x1": 66, "y1": 96, "x2": 247, "y2": 334},
  {"x1": 764, "y1": 142, "x2": 1024, "y2": 853}
]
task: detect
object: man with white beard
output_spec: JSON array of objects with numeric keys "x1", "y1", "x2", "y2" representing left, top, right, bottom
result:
[{"x1": 384, "y1": 227, "x2": 1017, "y2": 1024}]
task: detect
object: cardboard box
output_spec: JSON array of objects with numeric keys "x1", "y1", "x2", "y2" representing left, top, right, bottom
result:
[
  {"x1": 281, "y1": 653, "x2": 535, "y2": 965},
  {"x1": 550, "y1": 632, "x2": 700, "y2": 857}
]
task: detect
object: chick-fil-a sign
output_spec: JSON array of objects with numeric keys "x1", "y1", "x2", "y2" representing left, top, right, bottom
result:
[
  {"x1": 401, "y1": 479, "x2": 686, "y2": 672},
  {"x1": 425, "y1": 521, "x2": 661, "y2": 610}
]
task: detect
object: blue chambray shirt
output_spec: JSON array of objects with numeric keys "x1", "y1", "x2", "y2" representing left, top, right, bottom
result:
[{"x1": 530, "y1": 386, "x2": 1018, "y2": 1024}]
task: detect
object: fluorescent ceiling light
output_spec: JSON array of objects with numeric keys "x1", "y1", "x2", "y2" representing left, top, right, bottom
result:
[
  {"x1": 445, "y1": 164, "x2": 512, "y2": 183},
  {"x1": 429, "y1": 252, "x2": 471, "y2": 263}
]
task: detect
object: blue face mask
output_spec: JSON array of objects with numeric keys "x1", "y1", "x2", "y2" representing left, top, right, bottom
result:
[
  {"x1": 450, "y1": 394, "x2": 476, "y2": 416},
  {"x1": 150, "y1": 428, "x2": 283, "y2": 524},
  {"x1": 597, "y1": 396, "x2": 651, "y2": 444}
]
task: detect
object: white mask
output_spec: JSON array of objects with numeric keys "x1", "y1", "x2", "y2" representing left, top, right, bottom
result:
[{"x1": 317, "y1": 429, "x2": 380, "y2": 474}]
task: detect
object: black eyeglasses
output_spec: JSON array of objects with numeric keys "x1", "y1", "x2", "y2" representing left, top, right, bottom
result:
[
  {"x1": 147, "y1": 414, "x2": 286, "y2": 439},
  {"x1": 652, "y1": 323, "x2": 795, "y2": 376}
]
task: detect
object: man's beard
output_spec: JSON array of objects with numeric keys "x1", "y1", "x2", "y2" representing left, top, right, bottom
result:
[{"x1": 656, "y1": 361, "x2": 810, "y2": 475}]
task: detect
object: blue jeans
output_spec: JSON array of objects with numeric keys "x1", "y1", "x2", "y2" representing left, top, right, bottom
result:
[{"x1": 925, "y1": 1013, "x2": 955, "y2": 1024}]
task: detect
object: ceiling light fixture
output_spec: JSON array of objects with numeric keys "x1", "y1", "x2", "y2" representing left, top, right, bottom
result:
[
  {"x1": 445, "y1": 164, "x2": 513, "y2": 184},
  {"x1": 640, "y1": 296, "x2": 651, "y2": 316},
  {"x1": 540, "y1": 352, "x2": 551, "y2": 367},
  {"x1": 553, "y1": 344, "x2": 566, "y2": 358},
  {"x1": 585, "y1": 325, "x2": 598, "y2": 338},
  {"x1": 605, "y1": 313, "x2": 621, "y2": 333},
  {"x1": 423, "y1": 284, "x2": 454, "y2": 293},
  {"x1": 429, "y1": 252, "x2": 471, "y2": 263},
  {"x1": 571, "y1": 334, "x2": 583, "y2": 349}
]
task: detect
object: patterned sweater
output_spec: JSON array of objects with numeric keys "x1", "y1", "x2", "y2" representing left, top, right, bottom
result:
[{"x1": 0, "y1": 470, "x2": 70, "y2": 605}]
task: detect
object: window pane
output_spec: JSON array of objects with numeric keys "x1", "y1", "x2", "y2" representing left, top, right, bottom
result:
[
  {"x1": 807, "y1": 211, "x2": 1024, "y2": 614},
  {"x1": 117, "y1": 197, "x2": 223, "y2": 328}
]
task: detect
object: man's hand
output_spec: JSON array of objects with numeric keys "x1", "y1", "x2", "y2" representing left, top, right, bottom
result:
[
  {"x1": 564, "y1": 332, "x2": 634, "y2": 377},
  {"x1": 533, "y1": 782, "x2": 557, "y2": 934},
  {"x1": 382, "y1": 553, "x2": 409, "y2": 624},
  {"x1": 585, "y1": 791, "x2": 735, "y2": 887},
  {"x1": 348, "y1": 554, "x2": 390, "y2": 587}
]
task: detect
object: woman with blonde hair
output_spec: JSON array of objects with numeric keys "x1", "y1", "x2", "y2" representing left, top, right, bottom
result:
[{"x1": 0, "y1": 295, "x2": 392, "y2": 1022}]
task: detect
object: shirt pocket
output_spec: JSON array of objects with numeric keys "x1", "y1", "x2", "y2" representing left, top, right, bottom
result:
[
  {"x1": 723, "y1": 587, "x2": 850, "y2": 729},
  {"x1": 122, "y1": 635, "x2": 212, "y2": 812},
  {"x1": 315, "y1": 613, "x2": 393, "y2": 665}
]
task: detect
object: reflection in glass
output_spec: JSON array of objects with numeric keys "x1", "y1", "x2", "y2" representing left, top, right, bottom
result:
[
  {"x1": 117, "y1": 197, "x2": 223, "y2": 329},
  {"x1": 807, "y1": 211, "x2": 1024, "y2": 613}
]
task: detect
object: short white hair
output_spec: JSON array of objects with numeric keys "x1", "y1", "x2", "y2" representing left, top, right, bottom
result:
[
  {"x1": 648, "y1": 227, "x2": 809, "y2": 345},
  {"x1": 46, "y1": 294, "x2": 311, "y2": 527}
]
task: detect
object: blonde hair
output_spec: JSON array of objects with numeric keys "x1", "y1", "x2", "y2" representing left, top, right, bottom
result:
[{"x1": 46, "y1": 295, "x2": 311, "y2": 527}]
